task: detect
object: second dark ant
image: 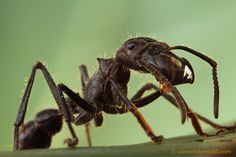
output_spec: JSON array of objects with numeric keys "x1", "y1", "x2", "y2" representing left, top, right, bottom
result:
[{"x1": 14, "y1": 37, "x2": 236, "y2": 150}]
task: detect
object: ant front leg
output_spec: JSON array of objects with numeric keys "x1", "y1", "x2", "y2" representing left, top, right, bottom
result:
[
  {"x1": 131, "y1": 83, "x2": 159, "y2": 102},
  {"x1": 162, "y1": 88, "x2": 210, "y2": 137},
  {"x1": 131, "y1": 83, "x2": 234, "y2": 136},
  {"x1": 137, "y1": 59, "x2": 188, "y2": 124},
  {"x1": 141, "y1": 84, "x2": 235, "y2": 136},
  {"x1": 131, "y1": 83, "x2": 162, "y2": 108},
  {"x1": 162, "y1": 92, "x2": 236, "y2": 136},
  {"x1": 130, "y1": 83, "x2": 209, "y2": 136},
  {"x1": 79, "y1": 64, "x2": 90, "y2": 91},
  {"x1": 108, "y1": 78, "x2": 164, "y2": 143},
  {"x1": 133, "y1": 43, "x2": 188, "y2": 124},
  {"x1": 14, "y1": 62, "x2": 78, "y2": 150}
]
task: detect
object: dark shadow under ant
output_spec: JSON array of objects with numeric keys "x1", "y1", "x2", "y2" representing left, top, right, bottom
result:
[{"x1": 14, "y1": 37, "x2": 236, "y2": 150}]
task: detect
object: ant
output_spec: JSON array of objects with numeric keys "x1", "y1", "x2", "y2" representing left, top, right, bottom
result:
[{"x1": 14, "y1": 37, "x2": 236, "y2": 150}]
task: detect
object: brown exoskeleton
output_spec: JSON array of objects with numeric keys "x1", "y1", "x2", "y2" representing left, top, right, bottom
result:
[{"x1": 14, "y1": 37, "x2": 236, "y2": 150}]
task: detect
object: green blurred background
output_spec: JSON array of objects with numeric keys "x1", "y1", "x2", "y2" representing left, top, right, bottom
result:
[{"x1": 0, "y1": 0, "x2": 236, "y2": 152}]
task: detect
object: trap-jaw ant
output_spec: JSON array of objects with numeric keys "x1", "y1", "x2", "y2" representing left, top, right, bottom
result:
[{"x1": 14, "y1": 37, "x2": 236, "y2": 150}]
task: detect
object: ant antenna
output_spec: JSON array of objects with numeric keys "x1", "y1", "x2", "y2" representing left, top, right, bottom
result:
[{"x1": 169, "y1": 45, "x2": 219, "y2": 119}]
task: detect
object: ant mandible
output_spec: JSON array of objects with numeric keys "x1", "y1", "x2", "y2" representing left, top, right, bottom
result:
[{"x1": 14, "y1": 37, "x2": 236, "y2": 150}]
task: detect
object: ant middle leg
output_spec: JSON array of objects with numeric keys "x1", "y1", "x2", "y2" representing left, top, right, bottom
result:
[
  {"x1": 79, "y1": 64, "x2": 90, "y2": 91},
  {"x1": 108, "y1": 78, "x2": 164, "y2": 143},
  {"x1": 79, "y1": 64, "x2": 92, "y2": 147},
  {"x1": 58, "y1": 83, "x2": 97, "y2": 147},
  {"x1": 130, "y1": 83, "x2": 162, "y2": 108},
  {"x1": 14, "y1": 61, "x2": 78, "y2": 150},
  {"x1": 131, "y1": 83, "x2": 159, "y2": 102},
  {"x1": 58, "y1": 83, "x2": 96, "y2": 113}
]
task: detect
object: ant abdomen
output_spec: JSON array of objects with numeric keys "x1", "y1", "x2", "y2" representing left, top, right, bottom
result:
[{"x1": 19, "y1": 109, "x2": 63, "y2": 149}]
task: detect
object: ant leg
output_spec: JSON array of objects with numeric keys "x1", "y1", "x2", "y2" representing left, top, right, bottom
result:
[
  {"x1": 79, "y1": 64, "x2": 90, "y2": 91},
  {"x1": 79, "y1": 64, "x2": 93, "y2": 147},
  {"x1": 131, "y1": 83, "x2": 235, "y2": 136},
  {"x1": 129, "y1": 83, "x2": 207, "y2": 136},
  {"x1": 165, "y1": 88, "x2": 209, "y2": 137},
  {"x1": 108, "y1": 78, "x2": 164, "y2": 143},
  {"x1": 196, "y1": 114, "x2": 236, "y2": 133},
  {"x1": 169, "y1": 46, "x2": 219, "y2": 119},
  {"x1": 159, "y1": 91, "x2": 236, "y2": 135},
  {"x1": 58, "y1": 83, "x2": 97, "y2": 147},
  {"x1": 57, "y1": 87, "x2": 79, "y2": 147},
  {"x1": 84, "y1": 123, "x2": 92, "y2": 147},
  {"x1": 131, "y1": 83, "x2": 159, "y2": 102},
  {"x1": 137, "y1": 58, "x2": 188, "y2": 124},
  {"x1": 14, "y1": 61, "x2": 78, "y2": 150},
  {"x1": 131, "y1": 84, "x2": 162, "y2": 108},
  {"x1": 64, "y1": 121, "x2": 79, "y2": 147},
  {"x1": 58, "y1": 83, "x2": 96, "y2": 113},
  {"x1": 133, "y1": 42, "x2": 187, "y2": 123}
]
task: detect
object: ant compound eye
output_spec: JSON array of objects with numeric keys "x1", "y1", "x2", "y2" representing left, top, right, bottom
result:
[{"x1": 127, "y1": 42, "x2": 136, "y2": 50}]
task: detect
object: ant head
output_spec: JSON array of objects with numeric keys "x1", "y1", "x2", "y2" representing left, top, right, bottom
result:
[
  {"x1": 116, "y1": 37, "x2": 194, "y2": 85},
  {"x1": 35, "y1": 109, "x2": 63, "y2": 135},
  {"x1": 116, "y1": 37, "x2": 158, "y2": 72},
  {"x1": 97, "y1": 58, "x2": 116, "y2": 77}
]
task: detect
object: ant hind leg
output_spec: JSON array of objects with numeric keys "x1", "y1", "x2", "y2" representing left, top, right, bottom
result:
[{"x1": 14, "y1": 61, "x2": 78, "y2": 150}]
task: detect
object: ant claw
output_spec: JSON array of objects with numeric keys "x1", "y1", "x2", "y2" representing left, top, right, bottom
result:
[
  {"x1": 215, "y1": 129, "x2": 226, "y2": 135},
  {"x1": 200, "y1": 133, "x2": 212, "y2": 137},
  {"x1": 151, "y1": 135, "x2": 165, "y2": 143},
  {"x1": 216, "y1": 125, "x2": 236, "y2": 134},
  {"x1": 64, "y1": 138, "x2": 78, "y2": 148}
]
